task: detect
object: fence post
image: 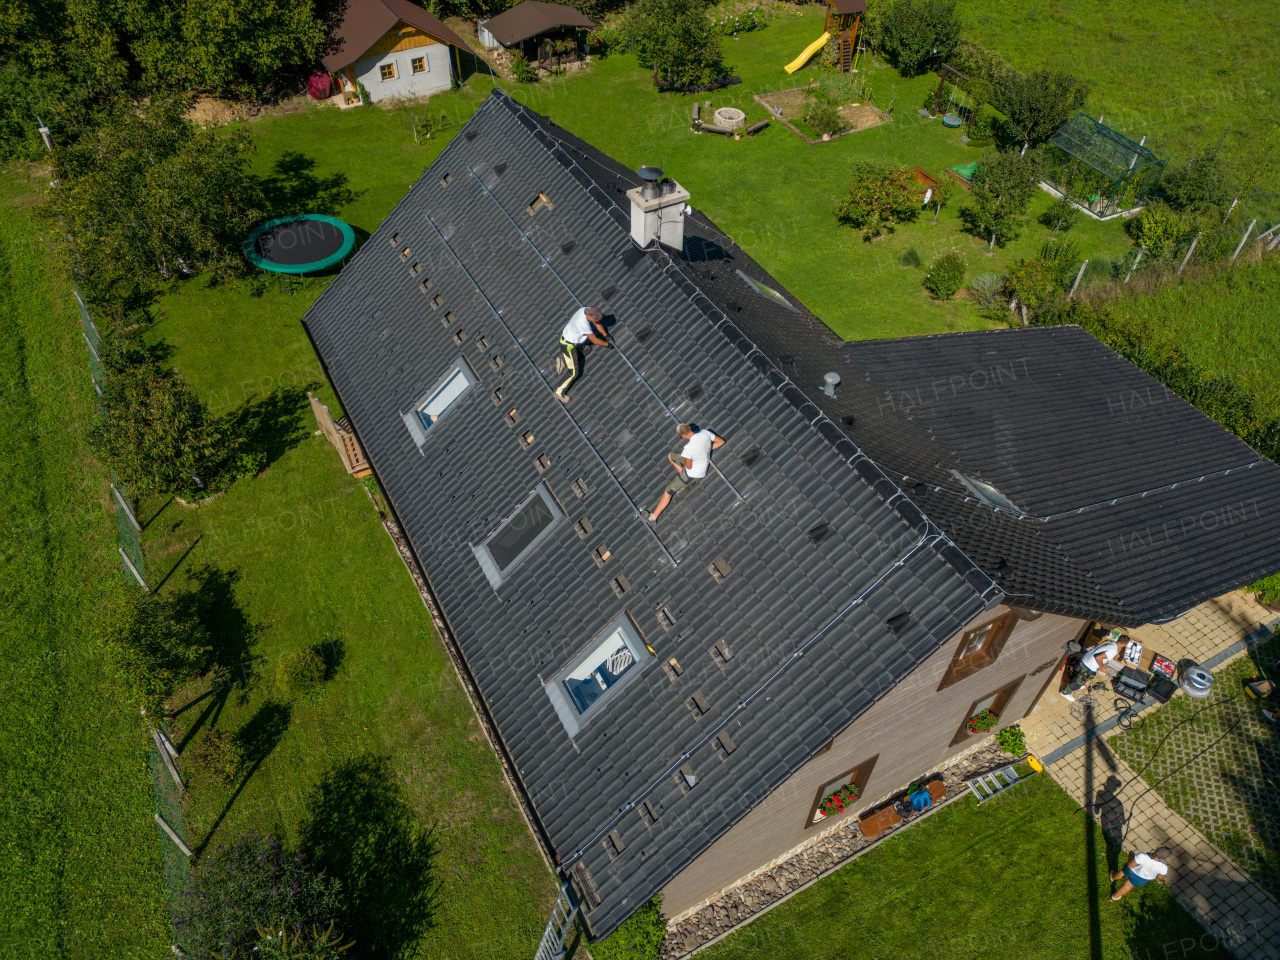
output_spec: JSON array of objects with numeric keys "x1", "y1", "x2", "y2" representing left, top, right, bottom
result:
[
  {"x1": 154, "y1": 813, "x2": 192, "y2": 857},
  {"x1": 150, "y1": 728, "x2": 185, "y2": 794},
  {"x1": 1068, "y1": 259, "x2": 1089, "y2": 299},
  {"x1": 1177, "y1": 232, "x2": 1202, "y2": 275},
  {"x1": 1231, "y1": 219, "x2": 1257, "y2": 263},
  {"x1": 1123, "y1": 249, "x2": 1145, "y2": 284},
  {"x1": 120, "y1": 547, "x2": 150, "y2": 592},
  {"x1": 111, "y1": 483, "x2": 142, "y2": 532}
]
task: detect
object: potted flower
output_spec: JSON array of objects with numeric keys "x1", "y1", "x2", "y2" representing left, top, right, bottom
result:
[
  {"x1": 968, "y1": 709, "x2": 999, "y2": 734},
  {"x1": 812, "y1": 782, "x2": 859, "y2": 822}
]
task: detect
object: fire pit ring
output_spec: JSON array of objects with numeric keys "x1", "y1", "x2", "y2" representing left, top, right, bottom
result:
[{"x1": 713, "y1": 107, "x2": 746, "y2": 130}]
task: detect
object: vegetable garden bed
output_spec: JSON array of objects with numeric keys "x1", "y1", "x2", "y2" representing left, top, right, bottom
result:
[{"x1": 753, "y1": 87, "x2": 889, "y2": 144}]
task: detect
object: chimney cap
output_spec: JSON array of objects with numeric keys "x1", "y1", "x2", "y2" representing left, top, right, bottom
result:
[{"x1": 637, "y1": 166, "x2": 664, "y2": 182}]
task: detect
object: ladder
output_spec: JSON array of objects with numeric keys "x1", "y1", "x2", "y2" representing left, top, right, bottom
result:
[
  {"x1": 534, "y1": 883, "x2": 579, "y2": 960},
  {"x1": 966, "y1": 765, "x2": 1023, "y2": 804},
  {"x1": 839, "y1": 35, "x2": 853, "y2": 72}
]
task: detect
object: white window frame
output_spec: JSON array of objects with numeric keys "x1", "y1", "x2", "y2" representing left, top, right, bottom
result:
[
  {"x1": 545, "y1": 613, "x2": 652, "y2": 737},
  {"x1": 402, "y1": 357, "x2": 477, "y2": 448},
  {"x1": 472, "y1": 483, "x2": 565, "y2": 589}
]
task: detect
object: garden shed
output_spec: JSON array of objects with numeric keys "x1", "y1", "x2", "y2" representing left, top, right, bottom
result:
[
  {"x1": 477, "y1": 0, "x2": 594, "y2": 64},
  {"x1": 1045, "y1": 113, "x2": 1165, "y2": 218}
]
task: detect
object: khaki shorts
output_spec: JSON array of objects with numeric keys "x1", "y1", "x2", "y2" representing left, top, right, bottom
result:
[{"x1": 664, "y1": 448, "x2": 699, "y2": 495}]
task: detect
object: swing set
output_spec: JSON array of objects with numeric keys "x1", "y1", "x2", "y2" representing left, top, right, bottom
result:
[{"x1": 931, "y1": 64, "x2": 970, "y2": 126}]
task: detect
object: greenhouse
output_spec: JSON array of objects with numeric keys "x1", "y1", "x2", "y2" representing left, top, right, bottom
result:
[{"x1": 1045, "y1": 113, "x2": 1165, "y2": 218}]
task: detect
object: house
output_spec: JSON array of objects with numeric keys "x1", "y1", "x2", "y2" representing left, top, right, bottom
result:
[
  {"x1": 477, "y1": 0, "x2": 594, "y2": 63},
  {"x1": 320, "y1": 0, "x2": 472, "y2": 105},
  {"x1": 300, "y1": 89, "x2": 1280, "y2": 939}
]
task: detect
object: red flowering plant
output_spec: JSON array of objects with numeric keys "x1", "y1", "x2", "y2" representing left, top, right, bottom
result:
[
  {"x1": 835, "y1": 161, "x2": 922, "y2": 240},
  {"x1": 814, "y1": 782, "x2": 859, "y2": 820},
  {"x1": 968, "y1": 708, "x2": 999, "y2": 734}
]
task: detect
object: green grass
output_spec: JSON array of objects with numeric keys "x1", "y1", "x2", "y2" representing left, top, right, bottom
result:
[
  {"x1": 957, "y1": 0, "x2": 1280, "y2": 178},
  {"x1": 701, "y1": 775, "x2": 1229, "y2": 960},
  {"x1": 0, "y1": 169, "x2": 170, "y2": 958},
  {"x1": 140, "y1": 82, "x2": 554, "y2": 960}
]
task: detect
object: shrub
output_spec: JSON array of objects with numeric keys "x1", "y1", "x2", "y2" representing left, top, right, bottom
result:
[
  {"x1": 1248, "y1": 571, "x2": 1280, "y2": 604},
  {"x1": 1040, "y1": 197, "x2": 1081, "y2": 234},
  {"x1": 1004, "y1": 257, "x2": 1063, "y2": 311},
  {"x1": 276, "y1": 648, "x2": 326, "y2": 702},
  {"x1": 802, "y1": 89, "x2": 843, "y2": 137},
  {"x1": 254, "y1": 922, "x2": 352, "y2": 959},
  {"x1": 966, "y1": 107, "x2": 996, "y2": 144},
  {"x1": 924, "y1": 251, "x2": 965, "y2": 299},
  {"x1": 836, "y1": 161, "x2": 921, "y2": 239},
  {"x1": 1162, "y1": 142, "x2": 1235, "y2": 221},
  {"x1": 591, "y1": 895, "x2": 666, "y2": 960},
  {"x1": 175, "y1": 832, "x2": 343, "y2": 959},
  {"x1": 187, "y1": 729, "x2": 242, "y2": 786},
  {"x1": 1126, "y1": 202, "x2": 1188, "y2": 258},
  {"x1": 996, "y1": 725, "x2": 1027, "y2": 755},
  {"x1": 510, "y1": 52, "x2": 537, "y2": 82},
  {"x1": 880, "y1": 0, "x2": 961, "y2": 76},
  {"x1": 968, "y1": 272, "x2": 1006, "y2": 312},
  {"x1": 102, "y1": 591, "x2": 211, "y2": 717}
]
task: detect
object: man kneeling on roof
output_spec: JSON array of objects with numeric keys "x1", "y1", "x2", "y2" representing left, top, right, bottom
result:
[
  {"x1": 647, "y1": 423, "x2": 725, "y2": 522},
  {"x1": 555, "y1": 306, "x2": 610, "y2": 403}
]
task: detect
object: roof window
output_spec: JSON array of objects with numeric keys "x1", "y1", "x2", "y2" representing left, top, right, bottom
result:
[
  {"x1": 544, "y1": 612, "x2": 652, "y2": 735},
  {"x1": 735, "y1": 269, "x2": 798, "y2": 312},
  {"x1": 951, "y1": 469, "x2": 1026, "y2": 516},
  {"x1": 402, "y1": 357, "x2": 477, "y2": 447},
  {"x1": 472, "y1": 483, "x2": 564, "y2": 589}
]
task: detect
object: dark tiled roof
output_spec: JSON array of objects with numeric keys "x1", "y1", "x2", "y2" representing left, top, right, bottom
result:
[
  {"x1": 481, "y1": 0, "x2": 595, "y2": 46},
  {"x1": 322, "y1": 0, "x2": 470, "y2": 72},
  {"x1": 302, "y1": 90, "x2": 997, "y2": 936}
]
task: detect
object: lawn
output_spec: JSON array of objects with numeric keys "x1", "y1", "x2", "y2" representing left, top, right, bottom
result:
[
  {"x1": 956, "y1": 0, "x2": 1280, "y2": 179},
  {"x1": 0, "y1": 168, "x2": 170, "y2": 958},
  {"x1": 1110, "y1": 633, "x2": 1280, "y2": 899},
  {"x1": 699, "y1": 774, "x2": 1230, "y2": 960}
]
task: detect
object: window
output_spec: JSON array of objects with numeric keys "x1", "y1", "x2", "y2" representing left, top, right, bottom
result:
[
  {"x1": 473, "y1": 483, "x2": 564, "y2": 589},
  {"x1": 950, "y1": 675, "x2": 1026, "y2": 746},
  {"x1": 936, "y1": 611, "x2": 1017, "y2": 691},
  {"x1": 402, "y1": 359, "x2": 477, "y2": 447},
  {"x1": 527, "y1": 192, "x2": 553, "y2": 215},
  {"x1": 379, "y1": 62, "x2": 396, "y2": 81},
  {"x1": 545, "y1": 613, "x2": 652, "y2": 736},
  {"x1": 411, "y1": 56, "x2": 426, "y2": 74},
  {"x1": 736, "y1": 269, "x2": 799, "y2": 313},
  {"x1": 806, "y1": 755, "x2": 878, "y2": 829},
  {"x1": 952, "y1": 469, "x2": 1025, "y2": 516}
]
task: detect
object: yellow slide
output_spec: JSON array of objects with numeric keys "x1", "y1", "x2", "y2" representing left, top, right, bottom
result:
[{"x1": 785, "y1": 32, "x2": 830, "y2": 74}]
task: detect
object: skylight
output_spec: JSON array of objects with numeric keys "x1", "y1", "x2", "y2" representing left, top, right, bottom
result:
[
  {"x1": 951, "y1": 469, "x2": 1025, "y2": 516},
  {"x1": 545, "y1": 613, "x2": 652, "y2": 736},
  {"x1": 402, "y1": 357, "x2": 477, "y2": 447},
  {"x1": 735, "y1": 269, "x2": 798, "y2": 312},
  {"x1": 472, "y1": 484, "x2": 564, "y2": 588}
]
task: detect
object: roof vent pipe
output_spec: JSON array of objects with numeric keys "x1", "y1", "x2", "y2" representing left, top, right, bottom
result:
[
  {"x1": 660, "y1": 178, "x2": 677, "y2": 196},
  {"x1": 821, "y1": 372, "x2": 841, "y2": 398},
  {"x1": 638, "y1": 166, "x2": 663, "y2": 200}
]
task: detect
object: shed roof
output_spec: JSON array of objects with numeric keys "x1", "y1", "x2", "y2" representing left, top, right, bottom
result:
[
  {"x1": 829, "y1": 0, "x2": 867, "y2": 15},
  {"x1": 1049, "y1": 112, "x2": 1162, "y2": 181},
  {"x1": 321, "y1": 0, "x2": 470, "y2": 72},
  {"x1": 480, "y1": 0, "x2": 595, "y2": 46}
]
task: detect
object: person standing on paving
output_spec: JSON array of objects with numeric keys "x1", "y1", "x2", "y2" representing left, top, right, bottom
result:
[
  {"x1": 555, "y1": 306, "x2": 610, "y2": 403},
  {"x1": 1061, "y1": 636, "x2": 1120, "y2": 701},
  {"x1": 1111, "y1": 848, "x2": 1171, "y2": 901},
  {"x1": 647, "y1": 423, "x2": 725, "y2": 522}
]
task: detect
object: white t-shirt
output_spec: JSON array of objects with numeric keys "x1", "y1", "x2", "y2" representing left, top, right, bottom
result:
[
  {"x1": 561, "y1": 308, "x2": 594, "y2": 344},
  {"x1": 681, "y1": 430, "x2": 716, "y2": 479},
  {"x1": 1131, "y1": 852, "x2": 1169, "y2": 880},
  {"x1": 1082, "y1": 640, "x2": 1118, "y2": 673}
]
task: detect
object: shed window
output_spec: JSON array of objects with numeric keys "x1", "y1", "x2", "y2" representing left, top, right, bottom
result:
[
  {"x1": 545, "y1": 613, "x2": 652, "y2": 736},
  {"x1": 411, "y1": 56, "x2": 426, "y2": 74},
  {"x1": 473, "y1": 483, "x2": 564, "y2": 588},
  {"x1": 402, "y1": 358, "x2": 476, "y2": 447},
  {"x1": 380, "y1": 62, "x2": 396, "y2": 81}
]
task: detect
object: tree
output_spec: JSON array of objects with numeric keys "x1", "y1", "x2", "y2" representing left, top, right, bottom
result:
[
  {"x1": 91, "y1": 348, "x2": 230, "y2": 497},
  {"x1": 928, "y1": 172, "x2": 955, "y2": 221},
  {"x1": 48, "y1": 95, "x2": 262, "y2": 296},
  {"x1": 837, "y1": 161, "x2": 922, "y2": 239},
  {"x1": 624, "y1": 0, "x2": 727, "y2": 87},
  {"x1": 1039, "y1": 196, "x2": 1081, "y2": 234},
  {"x1": 995, "y1": 70, "x2": 1088, "y2": 152},
  {"x1": 962, "y1": 148, "x2": 1044, "y2": 248},
  {"x1": 102, "y1": 590, "x2": 211, "y2": 717},
  {"x1": 1162, "y1": 142, "x2": 1235, "y2": 221},
  {"x1": 879, "y1": 0, "x2": 961, "y2": 77},
  {"x1": 176, "y1": 832, "x2": 344, "y2": 960}
]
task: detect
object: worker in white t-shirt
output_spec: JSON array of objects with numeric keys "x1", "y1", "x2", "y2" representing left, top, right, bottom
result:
[
  {"x1": 1111, "y1": 847, "x2": 1171, "y2": 901},
  {"x1": 646, "y1": 423, "x2": 725, "y2": 522},
  {"x1": 554, "y1": 306, "x2": 610, "y2": 402},
  {"x1": 1061, "y1": 637, "x2": 1121, "y2": 701}
]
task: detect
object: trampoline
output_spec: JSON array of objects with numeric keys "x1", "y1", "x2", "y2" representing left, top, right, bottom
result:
[{"x1": 243, "y1": 214, "x2": 355, "y2": 275}]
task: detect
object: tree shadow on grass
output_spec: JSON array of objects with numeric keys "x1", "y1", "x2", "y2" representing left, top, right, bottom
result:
[
  {"x1": 222, "y1": 385, "x2": 314, "y2": 472},
  {"x1": 301, "y1": 754, "x2": 439, "y2": 960},
  {"x1": 254, "y1": 151, "x2": 361, "y2": 219}
]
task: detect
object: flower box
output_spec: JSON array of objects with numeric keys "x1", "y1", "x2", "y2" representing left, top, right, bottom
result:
[
  {"x1": 968, "y1": 708, "x2": 999, "y2": 734},
  {"x1": 812, "y1": 782, "x2": 859, "y2": 822}
]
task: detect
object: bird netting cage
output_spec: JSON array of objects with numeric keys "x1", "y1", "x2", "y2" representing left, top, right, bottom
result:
[{"x1": 1046, "y1": 113, "x2": 1165, "y2": 218}]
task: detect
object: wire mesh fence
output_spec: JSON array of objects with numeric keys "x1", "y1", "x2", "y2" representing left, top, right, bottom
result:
[{"x1": 149, "y1": 737, "x2": 192, "y2": 926}]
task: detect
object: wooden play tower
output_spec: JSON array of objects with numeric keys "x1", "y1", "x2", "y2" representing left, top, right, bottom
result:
[{"x1": 825, "y1": 0, "x2": 865, "y2": 73}]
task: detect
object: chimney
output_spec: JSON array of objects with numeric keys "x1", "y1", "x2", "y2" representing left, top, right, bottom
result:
[{"x1": 627, "y1": 166, "x2": 690, "y2": 250}]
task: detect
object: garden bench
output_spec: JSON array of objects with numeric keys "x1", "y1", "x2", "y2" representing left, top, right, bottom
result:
[
  {"x1": 691, "y1": 102, "x2": 701, "y2": 132},
  {"x1": 744, "y1": 119, "x2": 769, "y2": 138},
  {"x1": 699, "y1": 122, "x2": 734, "y2": 137}
]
